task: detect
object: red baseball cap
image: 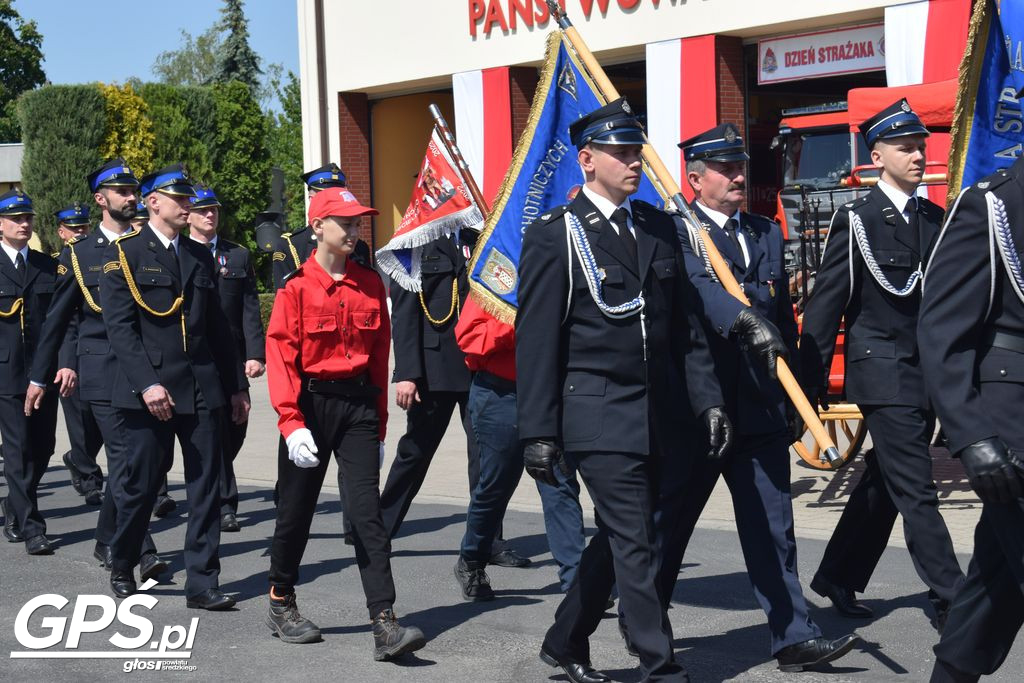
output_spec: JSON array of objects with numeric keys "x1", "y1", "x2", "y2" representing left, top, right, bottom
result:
[{"x1": 308, "y1": 187, "x2": 379, "y2": 223}]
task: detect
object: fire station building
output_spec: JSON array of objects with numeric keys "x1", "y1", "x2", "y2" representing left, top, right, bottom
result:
[{"x1": 296, "y1": 0, "x2": 971, "y2": 249}]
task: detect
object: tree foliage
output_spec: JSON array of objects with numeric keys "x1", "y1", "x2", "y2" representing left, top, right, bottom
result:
[
  {"x1": 266, "y1": 71, "x2": 305, "y2": 231},
  {"x1": 209, "y1": 80, "x2": 270, "y2": 269},
  {"x1": 151, "y1": 26, "x2": 220, "y2": 87},
  {"x1": 137, "y1": 83, "x2": 212, "y2": 181},
  {"x1": 99, "y1": 83, "x2": 155, "y2": 175},
  {"x1": 0, "y1": 0, "x2": 46, "y2": 142},
  {"x1": 213, "y1": 0, "x2": 262, "y2": 94},
  {"x1": 16, "y1": 85, "x2": 106, "y2": 250}
]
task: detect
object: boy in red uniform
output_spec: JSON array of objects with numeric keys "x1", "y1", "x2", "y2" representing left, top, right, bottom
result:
[{"x1": 264, "y1": 187, "x2": 425, "y2": 661}]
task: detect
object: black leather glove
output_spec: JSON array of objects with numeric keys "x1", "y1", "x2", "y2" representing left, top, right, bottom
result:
[
  {"x1": 731, "y1": 308, "x2": 789, "y2": 380},
  {"x1": 522, "y1": 439, "x2": 568, "y2": 487},
  {"x1": 959, "y1": 438, "x2": 1024, "y2": 504},
  {"x1": 701, "y1": 406, "x2": 734, "y2": 460}
]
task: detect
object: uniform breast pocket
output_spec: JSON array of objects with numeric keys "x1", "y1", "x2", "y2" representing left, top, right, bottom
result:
[
  {"x1": 561, "y1": 373, "x2": 606, "y2": 442},
  {"x1": 33, "y1": 281, "x2": 56, "y2": 294},
  {"x1": 845, "y1": 339, "x2": 898, "y2": 401},
  {"x1": 302, "y1": 314, "x2": 338, "y2": 357},
  {"x1": 194, "y1": 275, "x2": 214, "y2": 289},
  {"x1": 422, "y1": 257, "x2": 455, "y2": 276},
  {"x1": 652, "y1": 257, "x2": 677, "y2": 281},
  {"x1": 137, "y1": 273, "x2": 174, "y2": 289},
  {"x1": 875, "y1": 249, "x2": 914, "y2": 269},
  {"x1": 352, "y1": 309, "x2": 382, "y2": 350}
]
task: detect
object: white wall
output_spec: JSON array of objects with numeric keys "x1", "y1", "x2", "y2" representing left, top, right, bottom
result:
[{"x1": 297, "y1": 0, "x2": 919, "y2": 172}]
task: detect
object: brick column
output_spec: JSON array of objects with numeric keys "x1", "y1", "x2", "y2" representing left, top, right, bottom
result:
[
  {"x1": 337, "y1": 91, "x2": 375, "y2": 249},
  {"x1": 509, "y1": 66, "x2": 539, "y2": 145},
  {"x1": 715, "y1": 36, "x2": 746, "y2": 142}
]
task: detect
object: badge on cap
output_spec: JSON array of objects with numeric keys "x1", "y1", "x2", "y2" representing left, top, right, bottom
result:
[
  {"x1": 340, "y1": 190, "x2": 356, "y2": 202},
  {"x1": 901, "y1": 100, "x2": 911, "y2": 113},
  {"x1": 724, "y1": 128, "x2": 737, "y2": 143}
]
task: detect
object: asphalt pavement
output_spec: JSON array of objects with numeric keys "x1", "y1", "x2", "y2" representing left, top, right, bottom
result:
[{"x1": 2, "y1": 460, "x2": 1022, "y2": 682}]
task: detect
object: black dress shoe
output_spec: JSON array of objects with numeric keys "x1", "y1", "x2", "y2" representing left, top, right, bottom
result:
[
  {"x1": 84, "y1": 489, "x2": 103, "y2": 506},
  {"x1": 776, "y1": 634, "x2": 860, "y2": 672},
  {"x1": 139, "y1": 552, "x2": 169, "y2": 582},
  {"x1": 810, "y1": 575, "x2": 873, "y2": 618},
  {"x1": 25, "y1": 534, "x2": 53, "y2": 555},
  {"x1": 94, "y1": 542, "x2": 113, "y2": 568},
  {"x1": 342, "y1": 531, "x2": 355, "y2": 546},
  {"x1": 489, "y1": 547, "x2": 532, "y2": 568},
  {"x1": 110, "y1": 569, "x2": 137, "y2": 598},
  {"x1": 220, "y1": 512, "x2": 240, "y2": 532},
  {"x1": 63, "y1": 452, "x2": 85, "y2": 495},
  {"x1": 153, "y1": 495, "x2": 176, "y2": 518},
  {"x1": 186, "y1": 589, "x2": 236, "y2": 610},
  {"x1": 539, "y1": 646, "x2": 611, "y2": 683},
  {"x1": 2, "y1": 498, "x2": 23, "y2": 543}
]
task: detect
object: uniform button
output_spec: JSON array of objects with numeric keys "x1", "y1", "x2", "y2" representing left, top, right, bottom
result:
[
  {"x1": 346, "y1": 352, "x2": 352, "y2": 359},
  {"x1": 866, "y1": 349, "x2": 872, "y2": 355},
  {"x1": 569, "y1": 385, "x2": 575, "y2": 392},
  {"x1": 339, "y1": 302, "x2": 345, "y2": 308},
  {"x1": 1000, "y1": 368, "x2": 1008, "y2": 376},
  {"x1": 889, "y1": 257, "x2": 895, "y2": 263}
]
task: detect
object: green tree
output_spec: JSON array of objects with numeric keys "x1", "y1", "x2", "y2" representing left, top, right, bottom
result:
[
  {"x1": 16, "y1": 85, "x2": 106, "y2": 250},
  {"x1": 213, "y1": 0, "x2": 262, "y2": 93},
  {"x1": 209, "y1": 80, "x2": 270, "y2": 277},
  {"x1": 0, "y1": 0, "x2": 46, "y2": 142},
  {"x1": 151, "y1": 26, "x2": 220, "y2": 86},
  {"x1": 266, "y1": 71, "x2": 305, "y2": 231},
  {"x1": 137, "y1": 83, "x2": 212, "y2": 180}
]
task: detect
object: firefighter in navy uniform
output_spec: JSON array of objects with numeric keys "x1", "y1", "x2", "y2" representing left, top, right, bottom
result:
[
  {"x1": 799, "y1": 99, "x2": 965, "y2": 626},
  {"x1": 187, "y1": 184, "x2": 264, "y2": 533},
  {"x1": 516, "y1": 99, "x2": 731, "y2": 683},
  {"x1": 26, "y1": 160, "x2": 166, "y2": 578},
  {"x1": 921, "y1": 155, "x2": 1024, "y2": 683},
  {"x1": 99, "y1": 164, "x2": 249, "y2": 606},
  {"x1": 0, "y1": 190, "x2": 65, "y2": 556},
  {"x1": 52, "y1": 203, "x2": 105, "y2": 506},
  {"x1": 660, "y1": 124, "x2": 858, "y2": 671}
]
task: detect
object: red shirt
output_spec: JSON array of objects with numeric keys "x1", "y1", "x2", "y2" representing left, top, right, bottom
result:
[
  {"x1": 455, "y1": 295, "x2": 516, "y2": 381},
  {"x1": 267, "y1": 254, "x2": 390, "y2": 440}
]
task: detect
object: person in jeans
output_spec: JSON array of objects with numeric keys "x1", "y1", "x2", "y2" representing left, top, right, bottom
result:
[
  {"x1": 264, "y1": 186, "x2": 425, "y2": 662},
  {"x1": 453, "y1": 294, "x2": 585, "y2": 601}
]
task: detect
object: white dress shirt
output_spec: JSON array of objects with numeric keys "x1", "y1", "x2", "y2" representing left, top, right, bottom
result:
[{"x1": 695, "y1": 200, "x2": 750, "y2": 267}]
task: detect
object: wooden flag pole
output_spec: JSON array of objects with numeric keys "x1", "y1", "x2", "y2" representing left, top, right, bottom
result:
[{"x1": 546, "y1": 1, "x2": 842, "y2": 466}]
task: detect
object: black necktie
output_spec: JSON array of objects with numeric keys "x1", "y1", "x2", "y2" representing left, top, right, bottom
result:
[
  {"x1": 907, "y1": 198, "x2": 922, "y2": 254},
  {"x1": 207, "y1": 241, "x2": 216, "y2": 261},
  {"x1": 611, "y1": 207, "x2": 637, "y2": 268},
  {"x1": 723, "y1": 218, "x2": 745, "y2": 264},
  {"x1": 167, "y1": 242, "x2": 180, "y2": 270},
  {"x1": 14, "y1": 252, "x2": 25, "y2": 283}
]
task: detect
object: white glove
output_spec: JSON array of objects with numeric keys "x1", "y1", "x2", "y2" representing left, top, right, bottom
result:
[
  {"x1": 378, "y1": 441, "x2": 386, "y2": 470},
  {"x1": 285, "y1": 428, "x2": 320, "y2": 468}
]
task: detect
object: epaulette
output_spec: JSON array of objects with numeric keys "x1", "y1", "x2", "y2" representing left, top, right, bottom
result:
[
  {"x1": 280, "y1": 232, "x2": 294, "y2": 239},
  {"x1": 219, "y1": 237, "x2": 240, "y2": 250},
  {"x1": 841, "y1": 195, "x2": 870, "y2": 210},
  {"x1": 113, "y1": 229, "x2": 139, "y2": 243},
  {"x1": 536, "y1": 205, "x2": 569, "y2": 225},
  {"x1": 974, "y1": 166, "x2": 1013, "y2": 193},
  {"x1": 281, "y1": 267, "x2": 302, "y2": 284}
]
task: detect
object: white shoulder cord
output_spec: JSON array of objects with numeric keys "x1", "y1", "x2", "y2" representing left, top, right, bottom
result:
[
  {"x1": 989, "y1": 192, "x2": 1024, "y2": 307},
  {"x1": 681, "y1": 217, "x2": 719, "y2": 282},
  {"x1": 849, "y1": 210, "x2": 923, "y2": 297}
]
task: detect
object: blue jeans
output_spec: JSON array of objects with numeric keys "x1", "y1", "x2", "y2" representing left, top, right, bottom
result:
[{"x1": 461, "y1": 372, "x2": 585, "y2": 590}]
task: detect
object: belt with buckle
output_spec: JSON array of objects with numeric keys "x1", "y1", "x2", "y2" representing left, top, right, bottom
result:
[{"x1": 304, "y1": 374, "x2": 379, "y2": 397}]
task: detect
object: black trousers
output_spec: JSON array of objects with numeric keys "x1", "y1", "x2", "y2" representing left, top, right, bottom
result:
[
  {"x1": 658, "y1": 431, "x2": 821, "y2": 655},
  {"x1": 379, "y1": 389, "x2": 481, "y2": 539},
  {"x1": 219, "y1": 413, "x2": 247, "y2": 515},
  {"x1": 0, "y1": 392, "x2": 58, "y2": 539},
  {"x1": 544, "y1": 451, "x2": 686, "y2": 682},
  {"x1": 92, "y1": 401, "x2": 156, "y2": 557},
  {"x1": 269, "y1": 391, "x2": 395, "y2": 619},
  {"x1": 60, "y1": 392, "x2": 104, "y2": 493},
  {"x1": 111, "y1": 402, "x2": 223, "y2": 598},
  {"x1": 933, "y1": 491, "x2": 1024, "y2": 676},
  {"x1": 815, "y1": 405, "x2": 964, "y2": 607}
]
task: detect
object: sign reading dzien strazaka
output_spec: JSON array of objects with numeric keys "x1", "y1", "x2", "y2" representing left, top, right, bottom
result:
[{"x1": 758, "y1": 23, "x2": 885, "y2": 85}]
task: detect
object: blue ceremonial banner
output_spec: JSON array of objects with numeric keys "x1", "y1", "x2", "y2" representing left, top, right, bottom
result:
[
  {"x1": 948, "y1": 0, "x2": 1024, "y2": 197},
  {"x1": 468, "y1": 32, "x2": 664, "y2": 322}
]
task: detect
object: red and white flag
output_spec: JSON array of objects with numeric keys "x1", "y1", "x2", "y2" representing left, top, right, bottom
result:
[{"x1": 375, "y1": 128, "x2": 484, "y2": 291}]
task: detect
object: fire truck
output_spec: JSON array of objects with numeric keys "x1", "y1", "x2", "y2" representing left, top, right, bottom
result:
[{"x1": 773, "y1": 79, "x2": 955, "y2": 468}]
